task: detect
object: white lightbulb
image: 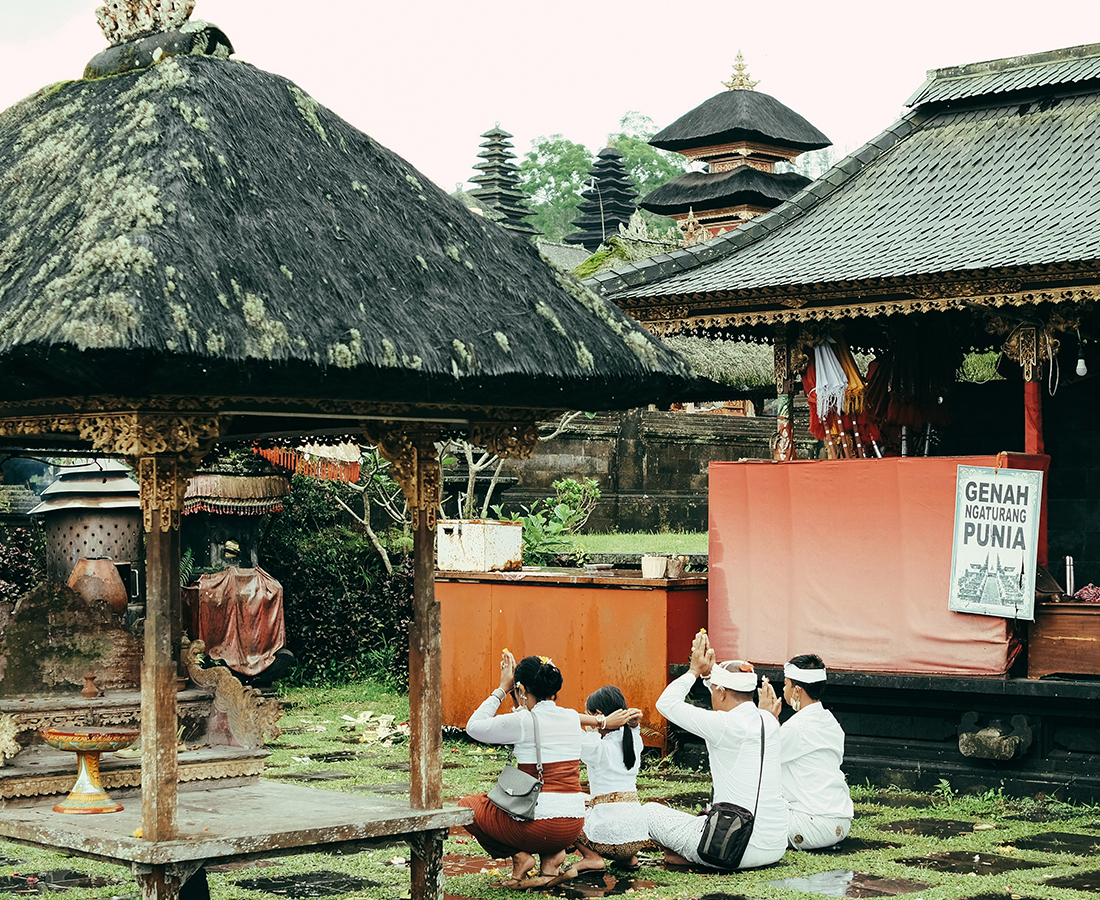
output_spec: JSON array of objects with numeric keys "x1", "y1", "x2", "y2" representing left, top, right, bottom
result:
[{"x1": 1077, "y1": 357, "x2": 1088, "y2": 377}]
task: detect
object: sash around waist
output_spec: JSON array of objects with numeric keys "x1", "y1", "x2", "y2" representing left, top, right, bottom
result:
[{"x1": 519, "y1": 760, "x2": 581, "y2": 793}]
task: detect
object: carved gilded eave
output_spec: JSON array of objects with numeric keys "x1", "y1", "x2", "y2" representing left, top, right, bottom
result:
[{"x1": 617, "y1": 268, "x2": 1100, "y2": 337}]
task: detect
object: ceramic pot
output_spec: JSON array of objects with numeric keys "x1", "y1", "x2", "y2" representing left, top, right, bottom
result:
[{"x1": 67, "y1": 558, "x2": 129, "y2": 614}]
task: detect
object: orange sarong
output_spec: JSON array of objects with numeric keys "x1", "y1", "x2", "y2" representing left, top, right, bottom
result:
[{"x1": 459, "y1": 760, "x2": 583, "y2": 859}]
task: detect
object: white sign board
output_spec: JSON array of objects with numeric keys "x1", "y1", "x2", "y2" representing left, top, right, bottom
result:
[{"x1": 949, "y1": 465, "x2": 1042, "y2": 621}]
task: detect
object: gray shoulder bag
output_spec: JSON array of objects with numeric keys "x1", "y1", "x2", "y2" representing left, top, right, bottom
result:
[{"x1": 487, "y1": 709, "x2": 543, "y2": 821}]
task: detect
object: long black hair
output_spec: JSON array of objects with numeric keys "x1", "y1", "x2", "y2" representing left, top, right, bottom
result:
[
  {"x1": 513, "y1": 656, "x2": 563, "y2": 701},
  {"x1": 585, "y1": 685, "x2": 636, "y2": 770}
]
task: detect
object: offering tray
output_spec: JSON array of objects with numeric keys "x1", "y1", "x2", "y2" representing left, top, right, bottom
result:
[{"x1": 39, "y1": 727, "x2": 140, "y2": 814}]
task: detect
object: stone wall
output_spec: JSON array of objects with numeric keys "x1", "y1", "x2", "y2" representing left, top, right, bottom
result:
[{"x1": 496, "y1": 402, "x2": 816, "y2": 533}]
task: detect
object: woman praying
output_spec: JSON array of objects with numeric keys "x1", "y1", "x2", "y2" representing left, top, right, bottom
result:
[{"x1": 460, "y1": 652, "x2": 584, "y2": 890}]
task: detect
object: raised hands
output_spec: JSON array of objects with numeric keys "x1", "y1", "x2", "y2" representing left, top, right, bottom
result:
[
  {"x1": 499, "y1": 648, "x2": 516, "y2": 694},
  {"x1": 689, "y1": 629, "x2": 716, "y2": 678},
  {"x1": 757, "y1": 676, "x2": 782, "y2": 720},
  {"x1": 603, "y1": 707, "x2": 643, "y2": 730}
]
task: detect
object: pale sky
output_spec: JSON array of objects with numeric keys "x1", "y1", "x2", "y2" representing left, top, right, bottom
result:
[{"x1": 0, "y1": 1, "x2": 1097, "y2": 191}]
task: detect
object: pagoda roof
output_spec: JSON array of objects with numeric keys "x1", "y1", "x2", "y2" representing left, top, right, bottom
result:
[
  {"x1": 640, "y1": 169, "x2": 812, "y2": 216},
  {"x1": 589, "y1": 42, "x2": 1100, "y2": 331},
  {"x1": 0, "y1": 53, "x2": 695, "y2": 418},
  {"x1": 650, "y1": 89, "x2": 831, "y2": 154}
]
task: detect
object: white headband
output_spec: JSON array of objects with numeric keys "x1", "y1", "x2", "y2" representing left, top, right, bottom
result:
[
  {"x1": 785, "y1": 662, "x2": 827, "y2": 684},
  {"x1": 708, "y1": 661, "x2": 758, "y2": 692}
]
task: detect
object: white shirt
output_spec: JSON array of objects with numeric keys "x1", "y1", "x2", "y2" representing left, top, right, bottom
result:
[
  {"x1": 466, "y1": 695, "x2": 586, "y2": 819},
  {"x1": 656, "y1": 672, "x2": 787, "y2": 860},
  {"x1": 580, "y1": 726, "x2": 642, "y2": 795},
  {"x1": 580, "y1": 726, "x2": 648, "y2": 846},
  {"x1": 780, "y1": 703, "x2": 854, "y2": 820}
]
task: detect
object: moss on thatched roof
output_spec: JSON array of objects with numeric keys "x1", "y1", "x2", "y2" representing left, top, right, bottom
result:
[
  {"x1": 0, "y1": 55, "x2": 693, "y2": 412},
  {"x1": 650, "y1": 89, "x2": 831, "y2": 154}
]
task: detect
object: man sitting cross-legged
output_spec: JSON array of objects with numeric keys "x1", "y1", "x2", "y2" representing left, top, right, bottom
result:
[
  {"x1": 642, "y1": 630, "x2": 787, "y2": 870},
  {"x1": 758, "y1": 654, "x2": 853, "y2": 850}
]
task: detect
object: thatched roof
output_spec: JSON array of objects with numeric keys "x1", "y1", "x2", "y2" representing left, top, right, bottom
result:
[
  {"x1": 0, "y1": 49, "x2": 694, "y2": 416},
  {"x1": 650, "y1": 90, "x2": 831, "y2": 154},
  {"x1": 640, "y1": 168, "x2": 811, "y2": 216}
]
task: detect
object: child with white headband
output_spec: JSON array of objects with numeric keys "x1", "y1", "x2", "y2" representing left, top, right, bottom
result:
[{"x1": 758, "y1": 654, "x2": 853, "y2": 850}]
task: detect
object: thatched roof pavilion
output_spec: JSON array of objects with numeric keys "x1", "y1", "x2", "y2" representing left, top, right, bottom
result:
[{"x1": 0, "y1": 3, "x2": 698, "y2": 897}]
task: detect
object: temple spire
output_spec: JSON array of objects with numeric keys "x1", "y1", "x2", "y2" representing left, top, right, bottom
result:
[
  {"x1": 722, "y1": 52, "x2": 759, "y2": 91},
  {"x1": 96, "y1": 0, "x2": 196, "y2": 45}
]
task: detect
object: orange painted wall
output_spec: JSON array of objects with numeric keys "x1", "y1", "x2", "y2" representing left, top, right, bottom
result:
[{"x1": 438, "y1": 576, "x2": 707, "y2": 748}]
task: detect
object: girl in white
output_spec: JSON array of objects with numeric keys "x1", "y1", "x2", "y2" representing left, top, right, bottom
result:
[
  {"x1": 573, "y1": 686, "x2": 653, "y2": 872},
  {"x1": 758, "y1": 653, "x2": 854, "y2": 850}
]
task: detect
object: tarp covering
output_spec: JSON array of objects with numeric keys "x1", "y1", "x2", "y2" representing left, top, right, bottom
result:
[
  {"x1": 187, "y1": 567, "x2": 285, "y2": 676},
  {"x1": 708, "y1": 454, "x2": 1048, "y2": 675}
]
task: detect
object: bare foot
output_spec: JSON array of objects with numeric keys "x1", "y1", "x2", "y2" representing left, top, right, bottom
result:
[
  {"x1": 573, "y1": 844, "x2": 606, "y2": 872},
  {"x1": 539, "y1": 848, "x2": 567, "y2": 877},
  {"x1": 663, "y1": 850, "x2": 692, "y2": 866},
  {"x1": 511, "y1": 852, "x2": 535, "y2": 882}
]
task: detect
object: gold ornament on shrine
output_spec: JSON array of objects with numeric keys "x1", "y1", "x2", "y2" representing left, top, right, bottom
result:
[{"x1": 723, "y1": 52, "x2": 759, "y2": 91}]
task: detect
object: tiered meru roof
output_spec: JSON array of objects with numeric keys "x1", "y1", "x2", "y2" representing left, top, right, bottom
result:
[
  {"x1": 592, "y1": 42, "x2": 1100, "y2": 333},
  {"x1": 469, "y1": 126, "x2": 539, "y2": 237},
  {"x1": 564, "y1": 148, "x2": 640, "y2": 252}
]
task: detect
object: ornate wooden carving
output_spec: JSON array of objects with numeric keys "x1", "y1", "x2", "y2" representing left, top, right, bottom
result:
[
  {"x1": 184, "y1": 641, "x2": 282, "y2": 750},
  {"x1": 467, "y1": 423, "x2": 540, "y2": 460},
  {"x1": 0, "y1": 714, "x2": 19, "y2": 767},
  {"x1": 624, "y1": 284, "x2": 1100, "y2": 333},
  {"x1": 365, "y1": 425, "x2": 443, "y2": 531},
  {"x1": 138, "y1": 457, "x2": 190, "y2": 533}
]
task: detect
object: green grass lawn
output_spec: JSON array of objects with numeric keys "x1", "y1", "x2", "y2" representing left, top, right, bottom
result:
[
  {"x1": 570, "y1": 532, "x2": 708, "y2": 555},
  {"x1": 6, "y1": 680, "x2": 1100, "y2": 900}
]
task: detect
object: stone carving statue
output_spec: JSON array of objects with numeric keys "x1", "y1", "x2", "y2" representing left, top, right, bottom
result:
[{"x1": 96, "y1": 0, "x2": 196, "y2": 45}]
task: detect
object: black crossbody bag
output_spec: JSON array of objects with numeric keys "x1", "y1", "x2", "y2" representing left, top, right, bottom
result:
[{"x1": 697, "y1": 716, "x2": 766, "y2": 870}]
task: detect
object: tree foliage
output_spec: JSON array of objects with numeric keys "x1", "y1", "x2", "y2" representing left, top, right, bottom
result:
[{"x1": 518, "y1": 112, "x2": 686, "y2": 243}]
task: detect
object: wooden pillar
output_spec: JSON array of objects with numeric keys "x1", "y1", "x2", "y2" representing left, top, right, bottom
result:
[
  {"x1": 368, "y1": 428, "x2": 443, "y2": 810},
  {"x1": 410, "y1": 829, "x2": 447, "y2": 900},
  {"x1": 773, "y1": 325, "x2": 797, "y2": 461},
  {"x1": 138, "y1": 457, "x2": 186, "y2": 842},
  {"x1": 1018, "y1": 326, "x2": 1045, "y2": 455},
  {"x1": 409, "y1": 490, "x2": 442, "y2": 811}
]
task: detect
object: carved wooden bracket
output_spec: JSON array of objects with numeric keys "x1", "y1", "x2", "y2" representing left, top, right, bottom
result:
[
  {"x1": 773, "y1": 325, "x2": 791, "y2": 392},
  {"x1": 467, "y1": 422, "x2": 540, "y2": 460},
  {"x1": 365, "y1": 425, "x2": 443, "y2": 531},
  {"x1": 138, "y1": 457, "x2": 191, "y2": 533}
]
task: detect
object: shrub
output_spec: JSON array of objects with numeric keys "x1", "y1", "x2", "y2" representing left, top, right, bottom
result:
[
  {"x1": 261, "y1": 476, "x2": 411, "y2": 688},
  {"x1": 0, "y1": 525, "x2": 44, "y2": 605}
]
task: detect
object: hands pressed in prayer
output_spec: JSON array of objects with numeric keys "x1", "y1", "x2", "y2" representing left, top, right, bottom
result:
[
  {"x1": 499, "y1": 649, "x2": 516, "y2": 694},
  {"x1": 757, "y1": 676, "x2": 783, "y2": 720},
  {"x1": 689, "y1": 629, "x2": 716, "y2": 678}
]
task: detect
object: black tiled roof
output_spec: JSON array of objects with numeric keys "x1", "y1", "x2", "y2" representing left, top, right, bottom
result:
[
  {"x1": 907, "y1": 42, "x2": 1100, "y2": 106},
  {"x1": 592, "y1": 44, "x2": 1100, "y2": 302}
]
